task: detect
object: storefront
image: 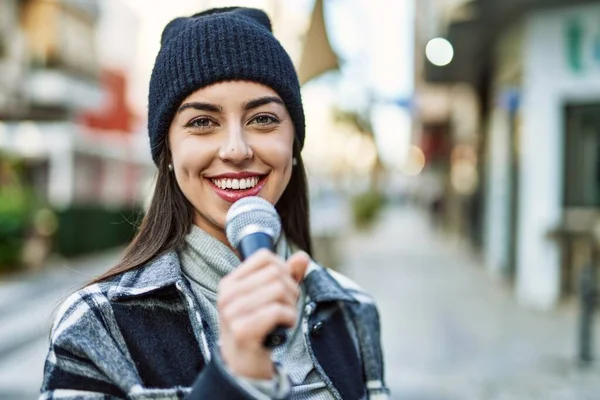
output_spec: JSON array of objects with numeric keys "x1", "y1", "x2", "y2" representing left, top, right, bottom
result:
[{"x1": 486, "y1": 3, "x2": 600, "y2": 308}]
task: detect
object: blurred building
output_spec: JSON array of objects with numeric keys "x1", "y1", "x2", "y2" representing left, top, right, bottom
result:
[
  {"x1": 413, "y1": 0, "x2": 482, "y2": 246},
  {"x1": 415, "y1": 0, "x2": 600, "y2": 309},
  {"x1": 0, "y1": 0, "x2": 152, "y2": 262},
  {"x1": 0, "y1": 0, "x2": 151, "y2": 211}
]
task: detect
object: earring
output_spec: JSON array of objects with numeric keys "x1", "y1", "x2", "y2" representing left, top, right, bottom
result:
[
  {"x1": 168, "y1": 163, "x2": 173, "y2": 171},
  {"x1": 292, "y1": 157, "x2": 298, "y2": 166}
]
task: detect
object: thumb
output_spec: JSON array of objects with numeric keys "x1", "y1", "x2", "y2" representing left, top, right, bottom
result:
[{"x1": 287, "y1": 251, "x2": 310, "y2": 283}]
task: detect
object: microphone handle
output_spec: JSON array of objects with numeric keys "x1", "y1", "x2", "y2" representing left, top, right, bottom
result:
[
  {"x1": 238, "y1": 232, "x2": 274, "y2": 260},
  {"x1": 238, "y1": 232, "x2": 288, "y2": 349},
  {"x1": 263, "y1": 326, "x2": 287, "y2": 348}
]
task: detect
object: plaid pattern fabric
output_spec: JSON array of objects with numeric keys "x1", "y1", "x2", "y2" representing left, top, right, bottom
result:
[{"x1": 40, "y1": 251, "x2": 390, "y2": 399}]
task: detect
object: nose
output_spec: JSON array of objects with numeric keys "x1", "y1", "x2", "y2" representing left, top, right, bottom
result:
[{"x1": 218, "y1": 125, "x2": 253, "y2": 164}]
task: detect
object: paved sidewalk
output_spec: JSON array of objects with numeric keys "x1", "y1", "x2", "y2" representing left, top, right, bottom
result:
[
  {"x1": 0, "y1": 249, "x2": 124, "y2": 399},
  {"x1": 338, "y1": 205, "x2": 600, "y2": 400}
]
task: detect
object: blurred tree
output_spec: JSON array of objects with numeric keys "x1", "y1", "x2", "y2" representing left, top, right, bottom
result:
[
  {"x1": 332, "y1": 106, "x2": 387, "y2": 229},
  {"x1": 332, "y1": 106, "x2": 385, "y2": 192}
]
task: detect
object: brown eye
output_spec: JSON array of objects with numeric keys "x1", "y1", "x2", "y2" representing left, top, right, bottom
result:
[
  {"x1": 185, "y1": 117, "x2": 218, "y2": 131},
  {"x1": 189, "y1": 118, "x2": 211, "y2": 127},
  {"x1": 250, "y1": 114, "x2": 279, "y2": 125}
]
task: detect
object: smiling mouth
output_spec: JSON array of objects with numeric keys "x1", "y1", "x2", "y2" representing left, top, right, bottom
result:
[{"x1": 210, "y1": 176, "x2": 264, "y2": 190}]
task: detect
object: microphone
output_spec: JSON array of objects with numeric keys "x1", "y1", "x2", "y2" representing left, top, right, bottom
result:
[{"x1": 225, "y1": 196, "x2": 287, "y2": 348}]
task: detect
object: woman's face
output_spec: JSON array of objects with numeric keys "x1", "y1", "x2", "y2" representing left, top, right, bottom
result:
[{"x1": 168, "y1": 80, "x2": 295, "y2": 244}]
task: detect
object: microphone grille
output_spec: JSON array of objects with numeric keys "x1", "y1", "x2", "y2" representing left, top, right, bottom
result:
[{"x1": 225, "y1": 196, "x2": 282, "y2": 249}]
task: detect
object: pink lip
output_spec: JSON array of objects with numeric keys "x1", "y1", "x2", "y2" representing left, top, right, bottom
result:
[
  {"x1": 207, "y1": 171, "x2": 266, "y2": 179},
  {"x1": 207, "y1": 175, "x2": 267, "y2": 203}
]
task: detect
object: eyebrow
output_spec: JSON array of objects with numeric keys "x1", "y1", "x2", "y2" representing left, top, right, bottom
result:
[
  {"x1": 176, "y1": 96, "x2": 284, "y2": 115},
  {"x1": 177, "y1": 102, "x2": 223, "y2": 114},
  {"x1": 243, "y1": 96, "x2": 284, "y2": 111}
]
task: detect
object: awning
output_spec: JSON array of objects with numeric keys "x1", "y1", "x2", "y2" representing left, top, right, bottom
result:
[
  {"x1": 297, "y1": 0, "x2": 339, "y2": 85},
  {"x1": 423, "y1": 0, "x2": 600, "y2": 85}
]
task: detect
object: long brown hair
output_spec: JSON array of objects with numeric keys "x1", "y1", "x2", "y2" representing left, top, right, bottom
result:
[{"x1": 90, "y1": 140, "x2": 312, "y2": 284}]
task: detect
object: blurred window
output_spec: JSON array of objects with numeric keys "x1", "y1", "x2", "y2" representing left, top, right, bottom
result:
[
  {"x1": 73, "y1": 154, "x2": 103, "y2": 204},
  {"x1": 564, "y1": 104, "x2": 600, "y2": 207},
  {"x1": 22, "y1": 159, "x2": 49, "y2": 201}
]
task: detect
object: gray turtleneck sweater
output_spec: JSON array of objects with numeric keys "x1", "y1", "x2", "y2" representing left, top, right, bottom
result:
[{"x1": 178, "y1": 225, "x2": 334, "y2": 400}]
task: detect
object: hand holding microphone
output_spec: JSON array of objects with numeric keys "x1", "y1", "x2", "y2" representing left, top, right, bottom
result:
[{"x1": 218, "y1": 197, "x2": 309, "y2": 379}]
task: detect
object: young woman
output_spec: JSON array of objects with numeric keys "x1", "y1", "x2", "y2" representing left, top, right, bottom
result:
[{"x1": 40, "y1": 7, "x2": 389, "y2": 400}]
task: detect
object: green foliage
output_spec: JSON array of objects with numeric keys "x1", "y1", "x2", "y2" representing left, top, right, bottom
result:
[
  {"x1": 351, "y1": 191, "x2": 386, "y2": 229},
  {"x1": 0, "y1": 153, "x2": 143, "y2": 270},
  {"x1": 0, "y1": 156, "x2": 32, "y2": 271}
]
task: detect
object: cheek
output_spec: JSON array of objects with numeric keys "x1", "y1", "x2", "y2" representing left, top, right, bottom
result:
[
  {"x1": 173, "y1": 140, "x2": 213, "y2": 177},
  {"x1": 257, "y1": 136, "x2": 293, "y2": 172},
  {"x1": 254, "y1": 135, "x2": 294, "y2": 199}
]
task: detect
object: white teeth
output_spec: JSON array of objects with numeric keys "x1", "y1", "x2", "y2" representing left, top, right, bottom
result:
[{"x1": 212, "y1": 177, "x2": 260, "y2": 190}]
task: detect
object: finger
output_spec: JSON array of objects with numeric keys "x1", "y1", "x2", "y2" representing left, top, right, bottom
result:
[
  {"x1": 219, "y1": 249, "x2": 283, "y2": 296},
  {"x1": 218, "y1": 263, "x2": 296, "y2": 308},
  {"x1": 227, "y1": 303, "x2": 297, "y2": 344},
  {"x1": 229, "y1": 249, "x2": 284, "y2": 281},
  {"x1": 221, "y1": 280, "x2": 299, "y2": 324},
  {"x1": 286, "y1": 251, "x2": 310, "y2": 283}
]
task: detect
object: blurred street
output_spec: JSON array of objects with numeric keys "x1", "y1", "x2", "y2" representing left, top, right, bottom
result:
[
  {"x1": 0, "y1": 250, "x2": 122, "y2": 400},
  {"x1": 1, "y1": 204, "x2": 600, "y2": 399},
  {"x1": 341, "y1": 205, "x2": 600, "y2": 400}
]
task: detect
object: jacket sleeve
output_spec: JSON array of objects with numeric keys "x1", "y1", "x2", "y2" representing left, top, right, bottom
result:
[
  {"x1": 187, "y1": 352, "x2": 290, "y2": 400},
  {"x1": 326, "y1": 268, "x2": 390, "y2": 399},
  {"x1": 355, "y1": 301, "x2": 390, "y2": 400}
]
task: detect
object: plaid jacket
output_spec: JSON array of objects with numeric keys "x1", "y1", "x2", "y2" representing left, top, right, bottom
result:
[{"x1": 40, "y1": 251, "x2": 389, "y2": 399}]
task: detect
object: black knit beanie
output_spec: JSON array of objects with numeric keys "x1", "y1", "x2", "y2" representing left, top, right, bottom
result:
[{"x1": 148, "y1": 7, "x2": 305, "y2": 165}]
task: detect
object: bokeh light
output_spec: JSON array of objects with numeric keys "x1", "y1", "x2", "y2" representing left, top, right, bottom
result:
[
  {"x1": 450, "y1": 144, "x2": 478, "y2": 195},
  {"x1": 425, "y1": 37, "x2": 454, "y2": 66},
  {"x1": 14, "y1": 121, "x2": 43, "y2": 158},
  {"x1": 400, "y1": 145, "x2": 426, "y2": 176}
]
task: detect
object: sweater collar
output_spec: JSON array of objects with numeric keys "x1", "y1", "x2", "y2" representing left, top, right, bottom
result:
[{"x1": 178, "y1": 225, "x2": 241, "y2": 298}]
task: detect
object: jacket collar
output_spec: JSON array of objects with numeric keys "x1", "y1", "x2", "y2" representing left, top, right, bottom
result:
[
  {"x1": 303, "y1": 261, "x2": 357, "y2": 304},
  {"x1": 107, "y1": 251, "x2": 183, "y2": 301},
  {"x1": 107, "y1": 250, "x2": 356, "y2": 304}
]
